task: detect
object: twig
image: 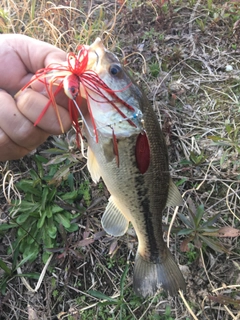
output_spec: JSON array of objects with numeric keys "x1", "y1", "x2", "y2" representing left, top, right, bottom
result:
[
  {"x1": 17, "y1": 254, "x2": 53, "y2": 292},
  {"x1": 179, "y1": 290, "x2": 199, "y2": 320}
]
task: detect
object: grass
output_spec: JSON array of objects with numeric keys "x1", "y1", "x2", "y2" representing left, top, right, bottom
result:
[{"x1": 0, "y1": 0, "x2": 240, "y2": 319}]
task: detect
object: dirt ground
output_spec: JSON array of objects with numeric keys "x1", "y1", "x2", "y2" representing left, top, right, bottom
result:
[{"x1": 0, "y1": 1, "x2": 240, "y2": 319}]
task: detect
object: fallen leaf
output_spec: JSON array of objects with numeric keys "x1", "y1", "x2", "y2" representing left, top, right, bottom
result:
[
  {"x1": 180, "y1": 237, "x2": 192, "y2": 252},
  {"x1": 208, "y1": 295, "x2": 240, "y2": 309},
  {"x1": 77, "y1": 238, "x2": 94, "y2": 247},
  {"x1": 28, "y1": 305, "x2": 38, "y2": 320},
  {"x1": 109, "y1": 239, "x2": 118, "y2": 256},
  {"x1": 217, "y1": 226, "x2": 240, "y2": 238}
]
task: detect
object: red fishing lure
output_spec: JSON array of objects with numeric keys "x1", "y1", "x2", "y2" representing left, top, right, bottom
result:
[
  {"x1": 20, "y1": 44, "x2": 149, "y2": 170},
  {"x1": 20, "y1": 45, "x2": 136, "y2": 148}
]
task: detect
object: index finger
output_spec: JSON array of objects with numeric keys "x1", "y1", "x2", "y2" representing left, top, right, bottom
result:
[
  {"x1": 0, "y1": 34, "x2": 67, "y2": 94},
  {"x1": 4, "y1": 34, "x2": 67, "y2": 70}
]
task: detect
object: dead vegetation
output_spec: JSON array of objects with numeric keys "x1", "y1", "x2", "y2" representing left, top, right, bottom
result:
[{"x1": 0, "y1": 0, "x2": 240, "y2": 319}]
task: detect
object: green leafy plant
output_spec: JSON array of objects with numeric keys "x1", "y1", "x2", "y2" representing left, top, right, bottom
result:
[
  {"x1": 0, "y1": 244, "x2": 40, "y2": 294},
  {"x1": 178, "y1": 199, "x2": 228, "y2": 254},
  {"x1": 40, "y1": 135, "x2": 84, "y2": 186},
  {"x1": 0, "y1": 9, "x2": 9, "y2": 33},
  {"x1": 161, "y1": 305, "x2": 174, "y2": 320},
  {"x1": 149, "y1": 61, "x2": 160, "y2": 78},
  {"x1": 189, "y1": 150, "x2": 207, "y2": 165},
  {"x1": 208, "y1": 123, "x2": 240, "y2": 153},
  {"x1": 196, "y1": 18, "x2": 207, "y2": 32},
  {"x1": 208, "y1": 123, "x2": 240, "y2": 169},
  {"x1": 0, "y1": 154, "x2": 87, "y2": 265},
  {"x1": 30, "y1": 0, "x2": 36, "y2": 20}
]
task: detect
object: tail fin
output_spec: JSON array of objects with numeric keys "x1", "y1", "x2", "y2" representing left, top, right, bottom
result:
[{"x1": 133, "y1": 248, "x2": 186, "y2": 297}]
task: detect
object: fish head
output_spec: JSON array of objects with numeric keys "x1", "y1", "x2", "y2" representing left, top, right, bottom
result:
[{"x1": 79, "y1": 38, "x2": 145, "y2": 139}]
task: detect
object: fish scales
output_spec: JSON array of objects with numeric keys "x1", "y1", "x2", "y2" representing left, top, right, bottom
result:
[{"x1": 80, "y1": 38, "x2": 186, "y2": 297}]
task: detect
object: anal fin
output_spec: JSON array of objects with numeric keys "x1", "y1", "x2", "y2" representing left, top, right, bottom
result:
[
  {"x1": 166, "y1": 178, "x2": 183, "y2": 207},
  {"x1": 101, "y1": 196, "x2": 129, "y2": 237}
]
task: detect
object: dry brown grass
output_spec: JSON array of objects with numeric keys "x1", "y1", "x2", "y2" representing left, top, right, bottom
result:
[{"x1": 0, "y1": 0, "x2": 240, "y2": 319}]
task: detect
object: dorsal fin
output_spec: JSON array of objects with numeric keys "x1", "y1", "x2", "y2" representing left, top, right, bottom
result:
[{"x1": 101, "y1": 196, "x2": 129, "y2": 236}]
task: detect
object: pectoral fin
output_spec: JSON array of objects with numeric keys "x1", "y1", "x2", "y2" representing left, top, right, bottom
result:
[
  {"x1": 166, "y1": 179, "x2": 183, "y2": 207},
  {"x1": 87, "y1": 147, "x2": 101, "y2": 183},
  {"x1": 101, "y1": 196, "x2": 129, "y2": 236}
]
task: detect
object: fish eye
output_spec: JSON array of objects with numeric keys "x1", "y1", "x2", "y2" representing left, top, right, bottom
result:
[{"x1": 109, "y1": 64, "x2": 122, "y2": 76}]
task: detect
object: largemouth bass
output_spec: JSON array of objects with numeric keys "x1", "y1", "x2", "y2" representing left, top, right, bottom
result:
[{"x1": 78, "y1": 38, "x2": 186, "y2": 297}]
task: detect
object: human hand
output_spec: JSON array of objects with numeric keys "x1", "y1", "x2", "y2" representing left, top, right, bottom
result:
[{"x1": 0, "y1": 34, "x2": 72, "y2": 161}]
